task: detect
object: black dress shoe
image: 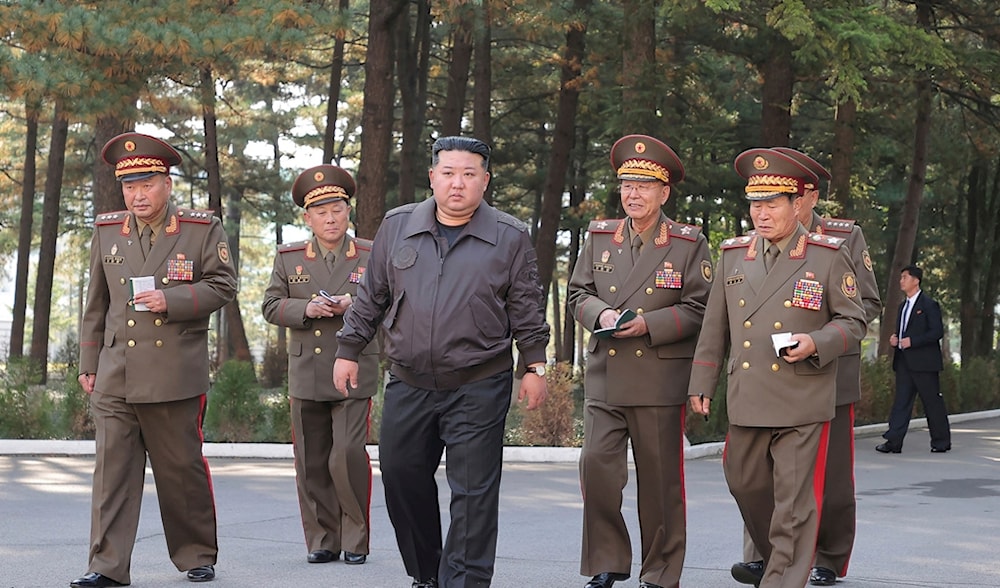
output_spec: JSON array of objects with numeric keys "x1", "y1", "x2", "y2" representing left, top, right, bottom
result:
[
  {"x1": 809, "y1": 566, "x2": 837, "y2": 586},
  {"x1": 307, "y1": 549, "x2": 340, "y2": 563},
  {"x1": 343, "y1": 551, "x2": 367, "y2": 565},
  {"x1": 411, "y1": 579, "x2": 438, "y2": 588},
  {"x1": 931, "y1": 446, "x2": 951, "y2": 453},
  {"x1": 731, "y1": 560, "x2": 764, "y2": 586},
  {"x1": 70, "y1": 572, "x2": 128, "y2": 587},
  {"x1": 585, "y1": 572, "x2": 630, "y2": 588},
  {"x1": 639, "y1": 582, "x2": 664, "y2": 588},
  {"x1": 875, "y1": 442, "x2": 901, "y2": 454},
  {"x1": 186, "y1": 565, "x2": 215, "y2": 582}
]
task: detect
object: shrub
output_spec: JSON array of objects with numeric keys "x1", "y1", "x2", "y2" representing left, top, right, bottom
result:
[
  {"x1": 511, "y1": 361, "x2": 581, "y2": 447},
  {"x1": 955, "y1": 357, "x2": 999, "y2": 412},
  {"x1": 0, "y1": 357, "x2": 56, "y2": 438},
  {"x1": 259, "y1": 385, "x2": 292, "y2": 443},
  {"x1": 260, "y1": 337, "x2": 288, "y2": 389},
  {"x1": 685, "y1": 368, "x2": 729, "y2": 444},
  {"x1": 857, "y1": 356, "x2": 895, "y2": 425},
  {"x1": 57, "y1": 368, "x2": 95, "y2": 439},
  {"x1": 204, "y1": 360, "x2": 264, "y2": 442}
]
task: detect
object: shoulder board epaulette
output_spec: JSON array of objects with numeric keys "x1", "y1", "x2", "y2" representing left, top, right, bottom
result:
[
  {"x1": 497, "y1": 211, "x2": 528, "y2": 232},
  {"x1": 670, "y1": 221, "x2": 703, "y2": 242},
  {"x1": 821, "y1": 218, "x2": 856, "y2": 234},
  {"x1": 277, "y1": 241, "x2": 309, "y2": 253},
  {"x1": 176, "y1": 209, "x2": 215, "y2": 224},
  {"x1": 587, "y1": 219, "x2": 623, "y2": 233},
  {"x1": 95, "y1": 211, "x2": 129, "y2": 226},
  {"x1": 384, "y1": 202, "x2": 420, "y2": 219},
  {"x1": 721, "y1": 235, "x2": 755, "y2": 250},
  {"x1": 354, "y1": 238, "x2": 373, "y2": 251},
  {"x1": 807, "y1": 232, "x2": 846, "y2": 249}
]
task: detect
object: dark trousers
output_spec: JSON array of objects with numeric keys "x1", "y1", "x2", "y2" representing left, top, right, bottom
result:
[
  {"x1": 379, "y1": 370, "x2": 512, "y2": 588},
  {"x1": 884, "y1": 366, "x2": 951, "y2": 450},
  {"x1": 815, "y1": 403, "x2": 856, "y2": 576}
]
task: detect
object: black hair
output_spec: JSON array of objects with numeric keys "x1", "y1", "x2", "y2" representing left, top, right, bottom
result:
[
  {"x1": 431, "y1": 136, "x2": 491, "y2": 170},
  {"x1": 901, "y1": 264, "x2": 923, "y2": 282}
]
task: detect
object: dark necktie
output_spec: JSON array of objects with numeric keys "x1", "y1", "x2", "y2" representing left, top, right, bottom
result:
[
  {"x1": 325, "y1": 252, "x2": 336, "y2": 274},
  {"x1": 139, "y1": 225, "x2": 152, "y2": 259},
  {"x1": 900, "y1": 299, "x2": 910, "y2": 337},
  {"x1": 631, "y1": 235, "x2": 642, "y2": 264},
  {"x1": 764, "y1": 244, "x2": 779, "y2": 273}
]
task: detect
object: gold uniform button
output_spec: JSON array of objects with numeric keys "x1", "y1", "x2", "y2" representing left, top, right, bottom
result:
[
  {"x1": 636, "y1": 308, "x2": 644, "y2": 315},
  {"x1": 314, "y1": 347, "x2": 322, "y2": 355},
  {"x1": 162, "y1": 277, "x2": 169, "y2": 285},
  {"x1": 314, "y1": 329, "x2": 322, "y2": 337},
  {"x1": 784, "y1": 300, "x2": 792, "y2": 308},
  {"x1": 743, "y1": 320, "x2": 752, "y2": 329},
  {"x1": 608, "y1": 349, "x2": 617, "y2": 357},
  {"x1": 774, "y1": 322, "x2": 782, "y2": 329},
  {"x1": 154, "y1": 319, "x2": 163, "y2": 326},
  {"x1": 741, "y1": 361, "x2": 750, "y2": 370},
  {"x1": 610, "y1": 286, "x2": 617, "y2": 293},
  {"x1": 155, "y1": 340, "x2": 163, "y2": 347},
  {"x1": 127, "y1": 319, "x2": 136, "y2": 327},
  {"x1": 646, "y1": 287, "x2": 653, "y2": 295},
  {"x1": 739, "y1": 299, "x2": 746, "y2": 307},
  {"x1": 635, "y1": 350, "x2": 643, "y2": 357},
  {"x1": 127, "y1": 340, "x2": 136, "y2": 347},
  {"x1": 120, "y1": 278, "x2": 127, "y2": 285},
  {"x1": 743, "y1": 340, "x2": 751, "y2": 349},
  {"x1": 771, "y1": 363, "x2": 780, "y2": 372}
]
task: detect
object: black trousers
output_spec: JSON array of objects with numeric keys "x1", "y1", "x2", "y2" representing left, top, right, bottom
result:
[
  {"x1": 379, "y1": 370, "x2": 512, "y2": 588},
  {"x1": 884, "y1": 365, "x2": 951, "y2": 450}
]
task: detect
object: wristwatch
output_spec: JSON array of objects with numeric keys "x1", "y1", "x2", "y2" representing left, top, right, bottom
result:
[{"x1": 526, "y1": 364, "x2": 546, "y2": 377}]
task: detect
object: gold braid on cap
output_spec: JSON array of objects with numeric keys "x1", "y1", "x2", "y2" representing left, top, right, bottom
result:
[
  {"x1": 617, "y1": 158, "x2": 669, "y2": 183},
  {"x1": 745, "y1": 174, "x2": 803, "y2": 195},
  {"x1": 303, "y1": 185, "x2": 348, "y2": 207},
  {"x1": 115, "y1": 157, "x2": 168, "y2": 178}
]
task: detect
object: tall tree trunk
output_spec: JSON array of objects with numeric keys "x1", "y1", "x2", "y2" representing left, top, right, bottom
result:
[
  {"x1": 396, "y1": 0, "x2": 431, "y2": 205},
  {"x1": 980, "y1": 156, "x2": 1000, "y2": 356},
  {"x1": 878, "y1": 1, "x2": 933, "y2": 357},
  {"x1": 323, "y1": 0, "x2": 350, "y2": 164},
  {"x1": 356, "y1": 0, "x2": 408, "y2": 238},
  {"x1": 537, "y1": 0, "x2": 589, "y2": 300},
  {"x1": 440, "y1": 4, "x2": 474, "y2": 136},
  {"x1": 472, "y1": 0, "x2": 493, "y2": 203},
  {"x1": 758, "y1": 36, "x2": 794, "y2": 147},
  {"x1": 30, "y1": 101, "x2": 69, "y2": 383},
  {"x1": 93, "y1": 114, "x2": 133, "y2": 214},
  {"x1": 958, "y1": 158, "x2": 983, "y2": 360},
  {"x1": 830, "y1": 98, "x2": 857, "y2": 214},
  {"x1": 621, "y1": 0, "x2": 656, "y2": 135},
  {"x1": 10, "y1": 98, "x2": 40, "y2": 359},
  {"x1": 561, "y1": 128, "x2": 590, "y2": 363}
]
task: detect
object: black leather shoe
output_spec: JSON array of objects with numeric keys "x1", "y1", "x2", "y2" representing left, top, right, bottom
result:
[
  {"x1": 875, "y1": 442, "x2": 901, "y2": 454},
  {"x1": 70, "y1": 572, "x2": 128, "y2": 587},
  {"x1": 639, "y1": 582, "x2": 664, "y2": 588},
  {"x1": 186, "y1": 565, "x2": 215, "y2": 582},
  {"x1": 307, "y1": 549, "x2": 340, "y2": 563},
  {"x1": 411, "y1": 579, "x2": 438, "y2": 588},
  {"x1": 343, "y1": 551, "x2": 366, "y2": 565},
  {"x1": 931, "y1": 446, "x2": 951, "y2": 453},
  {"x1": 731, "y1": 560, "x2": 764, "y2": 586},
  {"x1": 809, "y1": 566, "x2": 837, "y2": 586},
  {"x1": 585, "y1": 572, "x2": 630, "y2": 588}
]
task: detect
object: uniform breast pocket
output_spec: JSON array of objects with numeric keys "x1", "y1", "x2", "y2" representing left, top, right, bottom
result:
[
  {"x1": 383, "y1": 290, "x2": 405, "y2": 330},
  {"x1": 792, "y1": 359, "x2": 833, "y2": 377},
  {"x1": 470, "y1": 294, "x2": 507, "y2": 337}
]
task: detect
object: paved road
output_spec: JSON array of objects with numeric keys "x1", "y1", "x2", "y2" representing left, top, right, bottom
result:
[{"x1": 2, "y1": 415, "x2": 999, "y2": 587}]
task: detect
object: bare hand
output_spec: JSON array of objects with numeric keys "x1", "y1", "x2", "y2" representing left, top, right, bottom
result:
[
  {"x1": 517, "y1": 374, "x2": 547, "y2": 410},
  {"x1": 78, "y1": 373, "x2": 96, "y2": 395},
  {"x1": 689, "y1": 394, "x2": 711, "y2": 417},
  {"x1": 333, "y1": 358, "x2": 359, "y2": 396},
  {"x1": 597, "y1": 309, "x2": 619, "y2": 330},
  {"x1": 781, "y1": 334, "x2": 817, "y2": 363},
  {"x1": 133, "y1": 289, "x2": 167, "y2": 314},
  {"x1": 613, "y1": 315, "x2": 648, "y2": 338},
  {"x1": 889, "y1": 333, "x2": 899, "y2": 347}
]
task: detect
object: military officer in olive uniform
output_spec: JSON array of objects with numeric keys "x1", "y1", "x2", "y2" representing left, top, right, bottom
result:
[
  {"x1": 731, "y1": 148, "x2": 882, "y2": 587},
  {"x1": 74, "y1": 133, "x2": 237, "y2": 587},
  {"x1": 262, "y1": 165, "x2": 378, "y2": 566},
  {"x1": 568, "y1": 135, "x2": 713, "y2": 588},
  {"x1": 688, "y1": 148, "x2": 866, "y2": 588}
]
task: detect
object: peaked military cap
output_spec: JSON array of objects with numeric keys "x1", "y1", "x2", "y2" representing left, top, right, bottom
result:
[
  {"x1": 610, "y1": 134, "x2": 685, "y2": 184},
  {"x1": 734, "y1": 148, "x2": 819, "y2": 201},
  {"x1": 771, "y1": 147, "x2": 832, "y2": 182},
  {"x1": 292, "y1": 164, "x2": 356, "y2": 208},
  {"x1": 101, "y1": 132, "x2": 182, "y2": 181}
]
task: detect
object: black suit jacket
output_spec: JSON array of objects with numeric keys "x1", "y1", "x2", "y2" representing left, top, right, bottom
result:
[{"x1": 892, "y1": 291, "x2": 944, "y2": 373}]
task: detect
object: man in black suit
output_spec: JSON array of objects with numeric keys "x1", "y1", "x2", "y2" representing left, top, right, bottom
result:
[{"x1": 878, "y1": 264, "x2": 952, "y2": 453}]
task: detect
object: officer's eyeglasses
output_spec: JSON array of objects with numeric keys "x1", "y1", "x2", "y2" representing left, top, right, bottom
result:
[{"x1": 620, "y1": 182, "x2": 661, "y2": 195}]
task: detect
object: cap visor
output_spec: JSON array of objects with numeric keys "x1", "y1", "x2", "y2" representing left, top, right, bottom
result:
[
  {"x1": 119, "y1": 171, "x2": 161, "y2": 182},
  {"x1": 305, "y1": 195, "x2": 350, "y2": 208}
]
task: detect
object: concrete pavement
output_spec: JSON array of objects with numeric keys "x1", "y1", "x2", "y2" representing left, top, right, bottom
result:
[{"x1": 2, "y1": 412, "x2": 999, "y2": 587}]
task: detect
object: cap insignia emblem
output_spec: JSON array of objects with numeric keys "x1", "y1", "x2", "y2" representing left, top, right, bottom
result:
[
  {"x1": 124, "y1": 140, "x2": 136, "y2": 152},
  {"x1": 314, "y1": 171, "x2": 325, "y2": 182},
  {"x1": 635, "y1": 142, "x2": 646, "y2": 154},
  {"x1": 753, "y1": 156, "x2": 769, "y2": 170}
]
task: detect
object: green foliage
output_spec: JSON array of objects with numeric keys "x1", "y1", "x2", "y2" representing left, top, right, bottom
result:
[
  {"x1": 857, "y1": 355, "x2": 896, "y2": 426},
  {"x1": 204, "y1": 360, "x2": 264, "y2": 442},
  {"x1": 56, "y1": 366, "x2": 94, "y2": 440},
  {"x1": 0, "y1": 357, "x2": 56, "y2": 438},
  {"x1": 260, "y1": 385, "x2": 292, "y2": 444},
  {"x1": 509, "y1": 362, "x2": 581, "y2": 447}
]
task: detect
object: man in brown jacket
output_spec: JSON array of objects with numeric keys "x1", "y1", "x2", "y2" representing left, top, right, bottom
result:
[
  {"x1": 262, "y1": 165, "x2": 379, "y2": 567},
  {"x1": 688, "y1": 148, "x2": 866, "y2": 588},
  {"x1": 74, "y1": 133, "x2": 237, "y2": 587},
  {"x1": 568, "y1": 135, "x2": 712, "y2": 588}
]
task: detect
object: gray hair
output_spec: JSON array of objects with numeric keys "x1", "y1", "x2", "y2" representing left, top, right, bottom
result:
[{"x1": 431, "y1": 136, "x2": 491, "y2": 170}]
